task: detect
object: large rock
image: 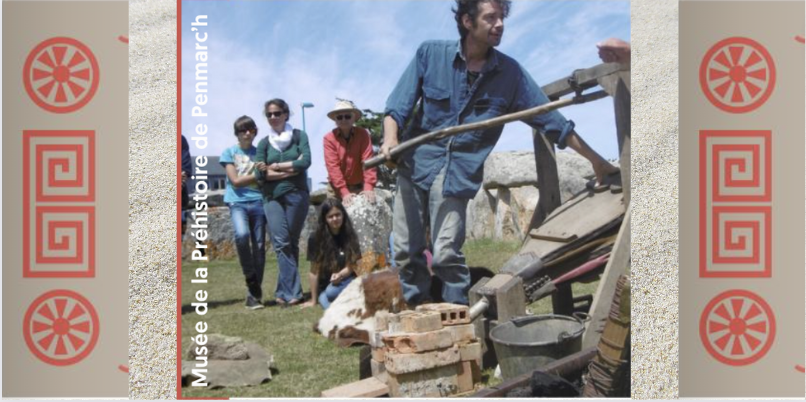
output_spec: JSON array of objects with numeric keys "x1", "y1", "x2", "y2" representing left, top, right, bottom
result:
[
  {"x1": 310, "y1": 187, "x2": 328, "y2": 205},
  {"x1": 482, "y1": 150, "x2": 597, "y2": 201},
  {"x1": 181, "y1": 340, "x2": 275, "y2": 388},
  {"x1": 555, "y1": 151, "x2": 596, "y2": 202},
  {"x1": 298, "y1": 205, "x2": 319, "y2": 259},
  {"x1": 182, "y1": 204, "x2": 319, "y2": 261},
  {"x1": 493, "y1": 188, "x2": 519, "y2": 241},
  {"x1": 182, "y1": 206, "x2": 237, "y2": 260},
  {"x1": 345, "y1": 192, "x2": 393, "y2": 275},
  {"x1": 464, "y1": 151, "x2": 608, "y2": 241},
  {"x1": 509, "y1": 185, "x2": 540, "y2": 239},
  {"x1": 481, "y1": 185, "x2": 540, "y2": 242},
  {"x1": 466, "y1": 188, "x2": 497, "y2": 240},
  {"x1": 186, "y1": 334, "x2": 249, "y2": 361},
  {"x1": 483, "y1": 151, "x2": 538, "y2": 189}
]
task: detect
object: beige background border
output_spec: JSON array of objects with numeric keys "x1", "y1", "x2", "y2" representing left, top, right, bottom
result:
[
  {"x1": 127, "y1": 0, "x2": 684, "y2": 399},
  {"x1": 630, "y1": 0, "x2": 679, "y2": 398}
]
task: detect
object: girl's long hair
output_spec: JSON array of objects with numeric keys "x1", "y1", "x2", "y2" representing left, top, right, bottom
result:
[{"x1": 313, "y1": 198, "x2": 361, "y2": 275}]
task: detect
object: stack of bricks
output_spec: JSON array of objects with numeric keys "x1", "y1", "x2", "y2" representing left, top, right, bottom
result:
[{"x1": 371, "y1": 303, "x2": 482, "y2": 397}]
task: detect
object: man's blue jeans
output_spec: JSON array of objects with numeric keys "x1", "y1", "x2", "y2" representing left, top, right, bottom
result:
[
  {"x1": 318, "y1": 275, "x2": 355, "y2": 309},
  {"x1": 264, "y1": 189, "x2": 309, "y2": 302},
  {"x1": 393, "y1": 167, "x2": 470, "y2": 305},
  {"x1": 228, "y1": 199, "x2": 267, "y2": 300}
]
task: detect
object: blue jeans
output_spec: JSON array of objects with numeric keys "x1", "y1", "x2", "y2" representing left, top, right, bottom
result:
[
  {"x1": 393, "y1": 167, "x2": 470, "y2": 305},
  {"x1": 264, "y1": 189, "x2": 310, "y2": 302},
  {"x1": 228, "y1": 200, "x2": 267, "y2": 300},
  {"x1": 318, "y1": 275, "x2": 355, "y2": 309}
]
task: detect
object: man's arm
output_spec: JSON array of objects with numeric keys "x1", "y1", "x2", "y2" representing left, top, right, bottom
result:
[
  {"x1": 382, "y1": 43, "x2": 426, "y2": 159},
  {"x1": 380, "y1": 116, "x2": 400, "y2": 161},
  {"x1": 512, "y1": 67, "x2": 575, "y2": 149}
]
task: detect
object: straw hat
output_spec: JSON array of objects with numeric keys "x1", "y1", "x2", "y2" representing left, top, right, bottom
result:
[{"x1": 327, "y1": 99, "x2": 362, "y2": 121}]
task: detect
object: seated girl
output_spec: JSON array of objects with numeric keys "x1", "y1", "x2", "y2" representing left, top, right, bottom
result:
[{"x1": 301, "y1": 199, "x2": 361, "y2": 309}]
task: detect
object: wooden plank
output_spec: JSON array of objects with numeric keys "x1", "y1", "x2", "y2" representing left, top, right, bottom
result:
[
  {"x1": 599, "y1": 71, "x2": 632, "y2": 206},
  {"x1": 541, "y1": 62, "x2": 627, "y2": 99},
  {"x1": 495, "y1": 274, "x2": 526, "y2": 323},
  {"x1": 529, "y1": 131, "x2": 561, "y2": 234},
  {"x1": 582, "y1": 204, "x2": 631, "y2": 349},
  {"x1": 321, "y1": 376, "x2": 389, "y2": 398},
  {"x1": 523, "y1": 188, "x2": 625, "y2": 259}
]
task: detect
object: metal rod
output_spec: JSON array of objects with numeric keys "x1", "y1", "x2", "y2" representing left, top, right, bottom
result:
[
  {"x1": 469, "y1": 297, "x2": 490, "y2": 321},
  {"x1": 365, "y1": 90, "x2": 609, "y2": 169}
]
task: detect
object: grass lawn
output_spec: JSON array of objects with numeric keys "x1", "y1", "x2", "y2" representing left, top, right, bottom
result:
[{"x1": 180, "y1": 238, "x2": 599, "y2": 398}]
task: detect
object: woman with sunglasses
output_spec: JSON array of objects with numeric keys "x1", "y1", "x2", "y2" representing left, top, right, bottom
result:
[
  {"x1": 323, "y1": 99, "x2": 377, "y2": 207},
  {"x1": 254, "y1": 98, "x2": 311, "y2": 307},
  {"x1": 221, "y1": 116, "x2": 267, "y2": 310}
]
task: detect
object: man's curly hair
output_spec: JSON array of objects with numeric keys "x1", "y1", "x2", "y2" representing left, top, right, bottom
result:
[{"x1": 452, "y1": 0, "x2": 511, "y2": 40}]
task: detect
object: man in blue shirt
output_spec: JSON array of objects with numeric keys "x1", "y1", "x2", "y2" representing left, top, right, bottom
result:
[{"x1": 381, "y1": 0, "x2": 619, "y2": 305}]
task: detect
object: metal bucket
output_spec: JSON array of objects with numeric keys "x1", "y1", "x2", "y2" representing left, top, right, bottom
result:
[{"x1": 489, "y1": 313, "x2": 588, "y2": 380}]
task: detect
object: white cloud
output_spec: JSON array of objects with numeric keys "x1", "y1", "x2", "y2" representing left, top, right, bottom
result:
[{"x1": 181, "y1": 0, "x2": 629, "y2": 189}]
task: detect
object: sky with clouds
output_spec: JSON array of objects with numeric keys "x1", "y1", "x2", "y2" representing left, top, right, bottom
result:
[{"x1": 180, "y1": 0, "x2": 630, "y2": 190}]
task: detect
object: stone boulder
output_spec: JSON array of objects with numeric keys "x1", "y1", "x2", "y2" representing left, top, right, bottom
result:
[
  {"x1": 482, "y1": 150, "x2": 595, "y2": 201},
  {"x1": 310, "y1": 187, "x2": 328, "y2": 205},
  {"x1": 182, "y1": 336, "x2": 275, "y2": 388},
  {"x1": 466, "y1": 188, "x2": 497, "y2": 240},
  {"x1": 465, "y1": 151, "x2": 609, "y2": 241},
  {"x1": 345, "y1": 191, "x2": 393, "y2": 275},
  {"x1": 556, "y1": 151, "x2": 596, "y2": 202},
  {"x1": 483, "y1": 151, "x2": 539, "y2": 189},
  {"x1": 182, "y1": 206, "x2": 238, "y2": 260},
  {"x1": 186, "y1": 334, "x2": 249, "y2": 361}
]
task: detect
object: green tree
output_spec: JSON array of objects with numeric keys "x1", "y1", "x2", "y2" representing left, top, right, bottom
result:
[{"x1": 355, "y1": 108, "x2": 395, "y2": 189}]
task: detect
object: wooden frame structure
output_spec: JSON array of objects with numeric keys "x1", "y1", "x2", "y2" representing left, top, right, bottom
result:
[{"x1": 528, "y1": 62, "x2": 631, "y2": 349}]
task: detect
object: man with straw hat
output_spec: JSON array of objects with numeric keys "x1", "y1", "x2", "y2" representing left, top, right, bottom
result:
[{"x1": 324, "y1": 98, "x2": 377, "y2": 206}]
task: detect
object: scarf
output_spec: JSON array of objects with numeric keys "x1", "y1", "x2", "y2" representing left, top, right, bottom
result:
[{"x1": 268, "y1": 123, "x2": 294, "y2": 152}]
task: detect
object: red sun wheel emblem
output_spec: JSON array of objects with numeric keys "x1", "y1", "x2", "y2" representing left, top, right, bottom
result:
[
  {"x1": 699, "y1": 37, "x2": 776, "y2": 114},
  {"x1": 23, "y1": 290, "x2": 99, "y2": 366},
  {"x1": 699, "y1": 290, "x2": 775, "y2": 366},
  {"x1": 23, "y1": 37, "x2": 100, "y2": 114}
]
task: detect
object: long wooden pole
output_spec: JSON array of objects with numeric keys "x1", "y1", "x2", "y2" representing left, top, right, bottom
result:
[{"x1": 364, "y1": 90, "x2": 608, "y2": 169}]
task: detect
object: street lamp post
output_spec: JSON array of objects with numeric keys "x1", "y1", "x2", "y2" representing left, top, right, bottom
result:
[{"x1": 300, "y1": 102, "x2": 314, "y2": 133}]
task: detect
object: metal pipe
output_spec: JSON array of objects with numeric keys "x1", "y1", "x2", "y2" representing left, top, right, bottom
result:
[{"x1": 469, "y1": 297, "x2": 490, "y2": 321}]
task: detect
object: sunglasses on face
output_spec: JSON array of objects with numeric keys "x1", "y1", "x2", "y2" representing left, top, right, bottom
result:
[
  {"x1": 237, "y1": 130, "x2": 254, "y2": 135},
  {"x1": 265, "y1": 111, "x2": 285, "y2": 118},
  {"x1": 336, "y1": 114, "x2": 353, "y2": 121}
]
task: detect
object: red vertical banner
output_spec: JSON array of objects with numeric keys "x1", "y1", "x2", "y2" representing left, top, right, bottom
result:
[
  {"x1": 3, "y1": 0, "x2": 129, "y2": 397},
  {"x1": 680, "y1": 0, "x2": 805, "y2": 397}
]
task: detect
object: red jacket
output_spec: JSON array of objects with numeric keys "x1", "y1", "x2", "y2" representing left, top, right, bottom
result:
[{"x1": 323, "y1": 127, "x2": 377, "y2": 198}]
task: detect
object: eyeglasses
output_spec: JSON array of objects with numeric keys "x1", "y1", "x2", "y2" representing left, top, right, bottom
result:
[
  {"x1": 265, "y1": 111, "x2": 285, "y2": 118},
  {"x1": 336, "y1": 114, "x2": 353, "y2": 121},
  {"x1": 237, "y1": 130, "x2": 254, "y2": 135}
]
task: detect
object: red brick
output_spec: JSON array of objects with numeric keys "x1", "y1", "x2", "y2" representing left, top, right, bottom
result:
[
  {"x1": 384, "y1": 345, "x2": 460, "y2": 374},
  {"x1": 387, "y1": 363, "x2": 461, "y2": 397},
  {"x1": 399, "y1": 311, "x2": 443, "y2": 333},
  {"x1": 382, "y1": 328, "x2": 454, "y2": 354},
  {"x1": 456, "y1": 360, "x2": 476, "y2": 393},
  {"x1": 447, "y1": 323, "x2": 476, "y2": 343},
  {"x1": 371, "y1": 346, "x2": 386, "y2": 362},
  {"x1": 458, "y1": 341, "x2": 482, "y2": 362},
  {"x1": 416, "y1": 303, "x2": 471, "y2": 325}
]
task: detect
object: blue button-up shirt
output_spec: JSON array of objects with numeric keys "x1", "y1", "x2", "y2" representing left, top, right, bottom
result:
[{"x1": 385, "y1": 40, "x2": 574, "y2": 199}]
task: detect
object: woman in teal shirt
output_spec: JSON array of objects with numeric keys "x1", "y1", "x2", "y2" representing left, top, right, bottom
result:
[{"x1": 255, "y1": 98, "x2": 311, "y2": 307}]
